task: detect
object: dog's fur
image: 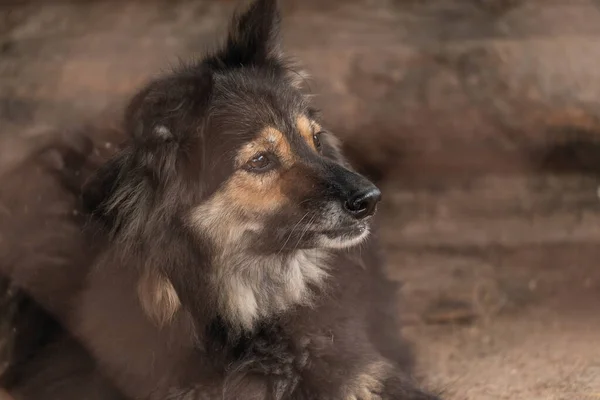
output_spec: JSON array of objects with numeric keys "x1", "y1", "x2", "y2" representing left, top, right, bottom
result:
[{"x1": 0, "y1": 0, "x2": 441, "y2": 399}]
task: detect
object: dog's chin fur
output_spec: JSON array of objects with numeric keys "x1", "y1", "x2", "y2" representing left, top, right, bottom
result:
[{"x1": 315, "y1": 226, "x2": 371, "y2": 250}]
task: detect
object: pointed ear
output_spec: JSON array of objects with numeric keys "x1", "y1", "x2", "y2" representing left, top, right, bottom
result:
[
  {"x1": 215, "y1": 0, "x2": 282, "y2": 67},
  {"x1": 125, "y1": 69, "x2": 213, "y2": 149}
]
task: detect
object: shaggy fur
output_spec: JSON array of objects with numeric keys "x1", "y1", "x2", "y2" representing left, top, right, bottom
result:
[{"x1": 0, "y1": 0, "x2": 442, "y2": 399}]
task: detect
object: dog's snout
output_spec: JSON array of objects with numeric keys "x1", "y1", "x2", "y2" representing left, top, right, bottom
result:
[{"x1": 344, "y1": 187, "x2": 381, "y2": 219}]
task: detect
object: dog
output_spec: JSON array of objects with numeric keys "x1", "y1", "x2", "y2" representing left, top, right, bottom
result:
[{"x1": 0, "y1": 0, "x2": 441, "y2": 399}]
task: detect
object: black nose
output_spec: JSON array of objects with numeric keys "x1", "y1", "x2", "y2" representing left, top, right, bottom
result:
[{"x1": 344, "y1": 187, "x2": 382, "y2": 219}]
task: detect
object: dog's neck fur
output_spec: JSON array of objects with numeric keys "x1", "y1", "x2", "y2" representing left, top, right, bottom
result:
[{"x1": 210, "y1": 240, "x2": 330, "y2": 332}]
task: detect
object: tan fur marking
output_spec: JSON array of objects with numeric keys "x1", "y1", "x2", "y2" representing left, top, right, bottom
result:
[
  {"x1": 137, "y1": 270, "x2": 181, "y2": 327},
  {"x1": 224, "y1": 172, "x2": 287, "y2": 214},
  {"x1": 296, "y1": 115, "x2": 321, "y2": 151}
]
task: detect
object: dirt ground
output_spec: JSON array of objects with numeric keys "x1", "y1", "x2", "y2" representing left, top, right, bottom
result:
[
  {"x1": 2, "y1": 1, "x2": 600, "y2": 399},
  {"x1": 379, "y1": 173, "x2": 600, "y2": 400}
]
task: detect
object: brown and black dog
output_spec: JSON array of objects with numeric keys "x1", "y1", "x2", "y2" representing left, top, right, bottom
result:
[{"x1": 0, "y1": 0, "x2": 441, "y2": 399}]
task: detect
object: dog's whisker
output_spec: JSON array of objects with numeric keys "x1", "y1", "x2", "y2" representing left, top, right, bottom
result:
[
  {"x1": 277, "y1": 211, "x2": 311, "y2": 254},
  {"x1": 291, "y1": 215, "x2": 317, "y2": 253}
]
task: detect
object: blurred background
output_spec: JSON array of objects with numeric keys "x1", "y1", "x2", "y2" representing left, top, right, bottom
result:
[{"x1": 2, "y1": 0, "x2": 600, "y2": 398}]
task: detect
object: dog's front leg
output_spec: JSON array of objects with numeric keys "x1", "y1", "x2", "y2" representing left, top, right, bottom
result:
[
  {"x1": 287, "y1": 344, "x2": 440, "y2": 400},
  {"x1": 338, "y1": 360, "x2": 441, "y2": 400}
]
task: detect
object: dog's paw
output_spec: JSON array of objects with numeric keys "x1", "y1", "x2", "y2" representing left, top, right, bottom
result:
[
  {"x1": 342, "y1": 361, "x2": 391, "y2": 400},
  {"x1": 341, "y1": 361, "x2": 441, "y2": 400}
]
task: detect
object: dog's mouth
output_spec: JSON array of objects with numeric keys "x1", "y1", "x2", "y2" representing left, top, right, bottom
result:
[
  {"x1": 313, "y1": 220, "x2": 371, "y2": 249},
  {"x1": 258, "y1": 198, "x2": 377, "y2": 252},
  {"x1": 318, "y1": 221, "x2": 368, "y2": 238}
]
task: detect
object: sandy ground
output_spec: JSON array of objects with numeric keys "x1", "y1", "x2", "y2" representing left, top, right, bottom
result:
[
  {"x1": 408, "y1": 306, "x2": 600, "y2": 400},
  {"x1": 2, "y1": 1, "x2": 600, "y2": 399},
  {"x1": 379, "y1": 173, "x2": 600, "y2": 400}
]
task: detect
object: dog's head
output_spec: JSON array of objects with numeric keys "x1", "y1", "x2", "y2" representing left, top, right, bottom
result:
[
  {"x1": 111, "y1": 0, "x2": 380, "y2": 253},
  {"x1": 88, "y1": 0, "x2": 381, "y2": 329}
]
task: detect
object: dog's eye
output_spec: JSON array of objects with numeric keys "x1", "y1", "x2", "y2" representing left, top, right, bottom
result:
[
  {"x1": 245, "y1": 153, "x2": 273, "y2": 172},
  {"x1": 313, "y1": 132, "x2": 323, "y2": 152}
]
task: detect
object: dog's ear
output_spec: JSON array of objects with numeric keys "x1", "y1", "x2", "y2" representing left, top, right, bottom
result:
[
  {"x1": 215, "y1": 0, "x2": 282, "y2": 68},
  {"x1": 137, "y1": 268, "x2": 181, "y2": 327},
  {"x1": 124, "y1": 70, "x2": 213, "y2": 149}
]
